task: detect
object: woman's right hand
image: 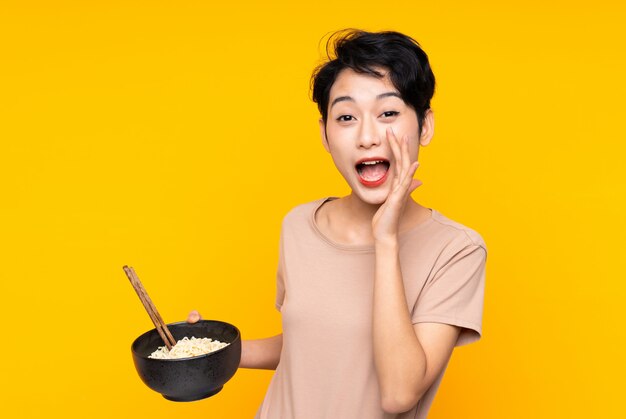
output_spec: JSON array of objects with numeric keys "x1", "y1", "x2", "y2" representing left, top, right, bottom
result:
[
  {"x1": 186, "y1": 310, "x2": 202, "y2": 323},
  {"x1": 186, "y1": 309, "x2": 281, "y2": 369}
]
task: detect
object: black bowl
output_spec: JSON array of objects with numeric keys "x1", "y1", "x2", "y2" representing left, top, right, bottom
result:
[{"x1": 131, "y1": 320, "x2": 241, "y2": 401}]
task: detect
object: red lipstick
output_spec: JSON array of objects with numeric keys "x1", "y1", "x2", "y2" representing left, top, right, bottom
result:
[{"x1": 355, "y1": 157, "x2": 390, "y2": 188}]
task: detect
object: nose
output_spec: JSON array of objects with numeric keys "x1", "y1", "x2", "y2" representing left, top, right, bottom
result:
[{"x1": 357, "y1": 117, "x2": 382, "y2": 149}]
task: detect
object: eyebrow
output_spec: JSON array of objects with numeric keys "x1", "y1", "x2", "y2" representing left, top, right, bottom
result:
[{"x1": 329, "y1": 91, "x2": 402, "y2": 109}]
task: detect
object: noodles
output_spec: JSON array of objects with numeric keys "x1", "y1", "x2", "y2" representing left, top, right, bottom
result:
[{"x1": 149, "y1": 336, "x2": 229, "y2": 359}]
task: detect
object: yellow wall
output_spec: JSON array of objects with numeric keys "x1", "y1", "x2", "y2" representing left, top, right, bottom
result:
[{"x1": 1, "y1": 1, "x2": 624, "y2": 417}]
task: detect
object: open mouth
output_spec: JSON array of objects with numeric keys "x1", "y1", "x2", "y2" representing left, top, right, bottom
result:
[{"x1": 355, "y1": 158, "x2": 390, "y2": 187}]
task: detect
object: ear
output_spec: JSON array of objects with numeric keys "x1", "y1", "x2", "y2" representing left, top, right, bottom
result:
[
  {"x1": 419, "y1": 109, "x2": 435, "y2": 147},
  {"x1": 319, "y1": 118, "x2": 330, "y2": 153}
]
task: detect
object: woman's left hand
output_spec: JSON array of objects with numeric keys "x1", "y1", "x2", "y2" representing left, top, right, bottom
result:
[{"x1": 372, "y1": 127, "x2": 422, "y2": 244}]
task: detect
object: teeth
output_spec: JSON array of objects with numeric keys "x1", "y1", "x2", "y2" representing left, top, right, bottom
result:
[{"x1": 361, "y1": 160, "x2": 384, "y2": 165}]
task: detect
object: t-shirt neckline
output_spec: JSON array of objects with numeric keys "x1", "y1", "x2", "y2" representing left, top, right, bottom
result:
[{"x1": 309, "y1": 197, "x2": 436, "y2": 252}]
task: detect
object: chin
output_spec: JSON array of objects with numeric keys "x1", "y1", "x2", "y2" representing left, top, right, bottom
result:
[{"x1": 352, "y1": 184, "x2": 392, "y2": 206}]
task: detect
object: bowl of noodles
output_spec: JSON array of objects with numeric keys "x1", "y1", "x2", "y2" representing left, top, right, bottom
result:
[{"x1": 131, "y1": 320, "x2": 241, "y2": 401}]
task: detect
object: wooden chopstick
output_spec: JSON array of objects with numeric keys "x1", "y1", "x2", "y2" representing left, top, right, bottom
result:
[
  {"x1": 130, "y1": 268, "x2": 177, "y2": 349},
  {"x1": 123, "y1": 265, "x2": 176, "y2": 349},
  {"x1": 123, "y1": 265, "x2": 177, "y2": 350}
]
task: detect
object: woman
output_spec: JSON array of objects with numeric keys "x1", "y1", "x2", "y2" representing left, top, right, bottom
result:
[{"x1": 189, "y1": 29, "x2": 487, "y2": 419}]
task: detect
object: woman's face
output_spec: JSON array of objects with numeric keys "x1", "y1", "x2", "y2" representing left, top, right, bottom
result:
[{"x1": 320, "y1": 67, "x2": 432, "y2": 205}]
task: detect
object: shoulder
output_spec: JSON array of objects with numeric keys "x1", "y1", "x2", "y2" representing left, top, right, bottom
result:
[
  {"x1": 427, "y1": 209, "x2": 488, "y2": 258},
  {"x1": 280, "y1": 197, "x2": 329, "y2": 230},
  {"x1": 430, "y1": 210, "x2": 486, "y2": 248}
]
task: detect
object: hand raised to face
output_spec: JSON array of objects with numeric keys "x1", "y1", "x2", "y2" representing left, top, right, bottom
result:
[{"x1": 371, "y1": 127, "x2": 422, "y2": 244}]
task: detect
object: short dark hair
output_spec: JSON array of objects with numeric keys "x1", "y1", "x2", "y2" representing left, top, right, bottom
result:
[{"x1": 311, "y1": 29, "x2": 436, "y2": 135}]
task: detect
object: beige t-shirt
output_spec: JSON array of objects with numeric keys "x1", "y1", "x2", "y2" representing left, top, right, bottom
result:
[{"x1": 256, "y1": 198, "x2": 487, "y2": 419}]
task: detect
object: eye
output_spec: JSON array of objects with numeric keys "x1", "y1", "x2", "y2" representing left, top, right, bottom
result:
[
  {"x1": 337, "y1": 115, "x2": 356, "y2": 122},
  {"x1": 381, "y1": 111, "x2": 399, "y2": 118}
]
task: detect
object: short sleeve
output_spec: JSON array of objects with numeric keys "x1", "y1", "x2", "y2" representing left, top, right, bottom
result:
[
  {"x1": 275, "y1": 261, "x2": 285, "y2": 311},
  {"x1": 412, "y1": 244, "x2": 487, "y2": 346},
  {"x1": 275, "y1": 229, "x2": 286, "y2": 312}
]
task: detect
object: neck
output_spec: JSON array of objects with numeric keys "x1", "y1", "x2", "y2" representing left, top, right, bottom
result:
[
  {"x1": 317, "y1": 193, "x2": 425, "y2": 246},
  {"x1": 342, "y1": 193, "x2": 383, "y2": 224},
  {"x1": 340, "y1": 192, "x2": 417, "y2": 228}
]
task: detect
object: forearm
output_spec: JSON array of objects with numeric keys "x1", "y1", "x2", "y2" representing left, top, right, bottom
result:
[
  {"x1": 239, "y1": 333, "x2": 283, "y2": 370},
  {"x1": 372, "y1": 240, "x2": 426, "y2": 412}
]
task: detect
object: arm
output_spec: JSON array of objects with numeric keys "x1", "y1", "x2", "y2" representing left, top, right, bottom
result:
[
  {"x1": 371, "y1": 129, "x2": 460, "y2": 413},
  {"x1": 373, "y1": 242, "x2": 460, "y2": 413},
  {"x1": 187, "y1": 310, "x2": 282, "y2": 370},
  {"x1": 240, "y1": 334, "x2": 283, "y2": 369}
]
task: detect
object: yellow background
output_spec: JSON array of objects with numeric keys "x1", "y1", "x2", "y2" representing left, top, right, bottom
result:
[{"x1": 1, "y1": 0, "x2": 624, "y2": 417}]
